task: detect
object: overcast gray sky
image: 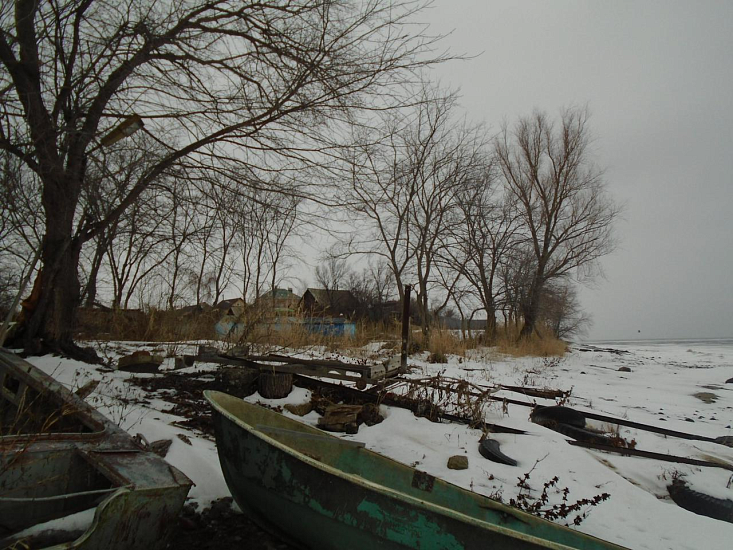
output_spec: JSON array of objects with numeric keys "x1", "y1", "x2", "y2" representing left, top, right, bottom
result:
[{"x1": 420, "y1": 0, "x2": 733, "y2": 341}]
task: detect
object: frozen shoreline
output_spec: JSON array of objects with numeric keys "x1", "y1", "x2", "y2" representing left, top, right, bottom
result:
[{"x1": 27, "y1": 339, "x2": 733, "y2": 550}]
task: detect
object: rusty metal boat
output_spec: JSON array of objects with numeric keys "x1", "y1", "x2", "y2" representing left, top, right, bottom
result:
[
  {"x1": 0, "y1": 350, "x2": 191, "y2": 549},
  {"x1": 206, "y1": 390, "x2": 628, "y2": 550}
]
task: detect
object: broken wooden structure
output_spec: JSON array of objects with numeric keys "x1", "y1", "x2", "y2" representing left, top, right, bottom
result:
[
  {"x1": 179, "y1": 346, "x2": 402, "y2": 391},
  {"x1": 0, "y1": 350, "x2": 192, "y2": 549}
]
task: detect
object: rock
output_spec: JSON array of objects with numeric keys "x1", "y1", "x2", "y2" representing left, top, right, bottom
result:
[
  {"x1": 531, "y1": 406, "x2": 586, "y2": 429},
  {"x1": 318, "y1": 404, "x2": 363, "y2": 433},
  {"x1": 177, "y1": 433, "x2": 193, "y2": 445},
  {"x1": 693, "y1": 392, "x2": 718, "y2": 404},
  {"x1": 447, "y1": 455, "x2": 469, "y2": 470},
  {"x1": 618, "y1": 366, "x2": 632, "y2": 372},
  {"x1": 715, "y1": 436, "x2": 733, "y2": 448},
  {"x1": 726, "y1": 377, "x2": 733, "y2": 384},
  {"x1": 284, "y1": 402, "x2": 313, "y2": 416},
  {"x1": 684, "y1": 418, "x2": 695, "y2": 423},
  {"x1": 312, "y1": 397, "x2": 334, "y2": 416},
  {"x1": 208, "y1": 497, "x2": 234, "y2": 518}
]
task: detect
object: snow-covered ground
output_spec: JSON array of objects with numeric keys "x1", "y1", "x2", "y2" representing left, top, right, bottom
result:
[{"x1": 26, "y1": 338, "x2": 733, "y2": 550}]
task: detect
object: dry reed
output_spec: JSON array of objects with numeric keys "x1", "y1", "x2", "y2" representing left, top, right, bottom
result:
[{"x1": 494, "y1": 323, "x2": 568, "y2": 357}]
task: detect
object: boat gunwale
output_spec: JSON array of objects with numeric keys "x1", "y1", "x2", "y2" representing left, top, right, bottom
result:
[{"x1": 205, "y1": 390, "x2": 628, "y2": 550}]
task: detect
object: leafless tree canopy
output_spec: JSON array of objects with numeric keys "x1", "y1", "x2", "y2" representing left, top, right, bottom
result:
[
  {"x1": 342, "y1": 86, "x2": 489, "y2": 338},
  {"x1": 0, "y1": 1, "x2": 620, "y2": 351},
  {"x1": 0, "y1": 0, "x2": 445, "y2": 354},
  {"x1": 316, "y1": 99, "x2": 617, "y2": 342},
  {"x1": 495, "y1": 107, "x2": 620, "y2": 338},
  {"x1": 441, "y1": 165, "x2": 521, "y2": 340}
]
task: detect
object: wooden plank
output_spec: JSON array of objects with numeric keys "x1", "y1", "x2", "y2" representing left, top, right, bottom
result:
[{"x1": 190, "y1": 352, "x2": 391, "y2": 386}]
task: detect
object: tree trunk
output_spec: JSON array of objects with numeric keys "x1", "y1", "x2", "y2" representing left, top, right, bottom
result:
[
  {"x1": 519, "y1": 283, "x2": 543, "y2": 340},
  {"x1": 23, "y1": 237, "x2": 85, "y2": 353},
  {"x1": 484, "y1": 311, "x2": 497, "y2": 343},
  {"x1": 83, "y1": 233, "x2": 109, "y2": 308},
  {"x1": 20, "y1": 180, "x2": 99, "y2": 362}
]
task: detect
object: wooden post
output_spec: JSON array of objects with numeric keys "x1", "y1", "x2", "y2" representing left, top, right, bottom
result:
[{"x1": 400, "y1": 284, "x2": 411, "y2": 373}]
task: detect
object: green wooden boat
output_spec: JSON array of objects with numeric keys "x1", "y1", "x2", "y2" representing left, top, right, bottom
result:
[{"x1": 205, "y1": 390, "x2": 628, "y2": 550}]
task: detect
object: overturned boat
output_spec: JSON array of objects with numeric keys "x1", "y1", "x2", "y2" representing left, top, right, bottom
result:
[
  {"x1": 206, "y1": 390, "x2": 628, "y2": 550},
  {"x1": 0, "y1": 350, "x2": 191, "y2": 549}
]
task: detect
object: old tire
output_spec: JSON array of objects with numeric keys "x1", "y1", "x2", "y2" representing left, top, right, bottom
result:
[
  {"x1": 668, "y1": 479, "x2": 733, "y2": 524},
  {"x1": 530, "y1": 405, "x2": 586, "y2": 428}
]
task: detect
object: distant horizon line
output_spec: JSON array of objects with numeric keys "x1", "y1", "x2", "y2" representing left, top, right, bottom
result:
[{"x1": 580, "y1": 336, "x2": 733, "y2": 344}]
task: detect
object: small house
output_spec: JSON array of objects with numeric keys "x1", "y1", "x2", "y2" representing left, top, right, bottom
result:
[
  {"x1": 301, "y1": 288, "x2": 359, "y2": 319},
  {"x1": 214, "y1": 297, "x2": 245, "y2": 317},
  {"x1": 254, "y1": 288, "x2": 301, "y2": 315}
]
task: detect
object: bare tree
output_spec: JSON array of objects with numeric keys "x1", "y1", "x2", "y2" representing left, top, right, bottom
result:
[
  {"x1": 345, "y1": 261, "x2": 396, "y2": 321},
  {"x1": 264, "y1": 193, "x2": 301, "y2": 302},
  {"x1": 174, "y1": 179, "x2": 247, "y2": 309},
  {"x1": 498, "y1": 243, "x2": 536, "y2": 329},
  {"x1": 106, "y1": 187, "x2": 174, "y2": 309},
  {"x1": 314, "y1": 254, "x2": 350, "y2": 310},
  {"x1": 442, "y1": 165, "x2": 521, "y2": 341},
  {"x1": 344, "y1": 87, "x2": 486, "y2": 339},
  {"x1": 405, "y1": 96, "x2": 485, "y2": 337},
  {"x1": 231, "y1": 185, "x2": 301, "y2": 304},
  {"x1": 161, "y1": 182, "x2": 198, "y2": 310},
  {"x1": 0, "y1": 0, "x2": 444, "y2": 357},
  {"x1": 539, "y1": 280, "x2": 592, "y2": 339},
  {"x1": 343, "y1": 114, "x2": 418, "y2": 304},
  {"x1": 495, "y1": 107, "x2": 620, "y2": 339},
  {"x1": 79, "y1": 138, "x2": 168, "y2": 307},
  {"x1": 0, "y1": 153, "x2": 43, "y2": 276}
]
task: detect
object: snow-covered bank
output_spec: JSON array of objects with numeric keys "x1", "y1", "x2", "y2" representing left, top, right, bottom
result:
[{"x1": 27, "y1": 339, "x2": 733, "y2": 550}]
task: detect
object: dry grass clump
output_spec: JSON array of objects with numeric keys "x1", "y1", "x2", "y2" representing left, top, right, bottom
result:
[
  {"x1": 76, "y1": 307, "x2": 216, "y2": 342},
  {"x1": 247, "y1": 317, "x2": 328, "y2": 350},
  {"x1": 494, "y1": 324, "x2": 568, "y2": 357},
  {"x1": 427, "y1": 329, "x2": 478, "y2": 362},
  {"x1": 244, "y1": 315, "x2": 386, "y2": 354}
]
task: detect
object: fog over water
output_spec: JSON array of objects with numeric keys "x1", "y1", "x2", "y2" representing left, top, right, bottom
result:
[{"x1": 420, "y1": 1, "x2": 733, "y2": 341}]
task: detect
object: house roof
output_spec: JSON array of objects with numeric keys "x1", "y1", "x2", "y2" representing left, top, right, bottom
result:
[
  {"x1": 175, "y1": 303, "x2": 212, "y2": 314},
  {"x1": 214, "y1": 298, "x2": 244, "y2": 310},
  {"x1": 256, "y1": 288, "x2": 301, "y2": 301},
  {"x1": 302, "y1": 288, "x2": 358, "y2": 317}
]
